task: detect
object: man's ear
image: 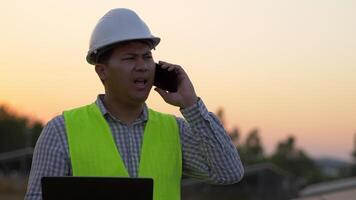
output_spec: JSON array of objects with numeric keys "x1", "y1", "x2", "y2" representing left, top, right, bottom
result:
[{"x1": 95, "y1": 64, "x2": 107, "y2": 82}]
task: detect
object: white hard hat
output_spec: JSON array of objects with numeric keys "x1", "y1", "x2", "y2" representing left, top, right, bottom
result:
[{"x1": 86, "y1": 8, "x2": 160, "y2": 65}]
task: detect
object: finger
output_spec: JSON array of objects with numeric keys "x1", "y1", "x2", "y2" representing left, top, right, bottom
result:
[
  {"x1": 158, "y1": 61, "x2": 176, "y2": 70},
  {"x1": 158, "y1": 61, "x2": 170, "y2": 68},
  {"x1": 154, "y1": 87, "x2": 170, "y2": 102},
  {"x1": 167, "y1": 65, "x2": 177, "y2": 71},
  {"x1": 158, "y1": 61, "x2": 186, "y2": 75},
  {"x1": 173, "y1": 66, "x2": 187, "y2": 77},
  {"x1": 160, "y1": 64, "x2": 169, "y2": 69}
]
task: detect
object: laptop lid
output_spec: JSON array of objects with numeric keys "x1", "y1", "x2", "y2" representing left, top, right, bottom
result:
[{"x1": 41, "y1": 176, "x2": 153, "y2": 200}]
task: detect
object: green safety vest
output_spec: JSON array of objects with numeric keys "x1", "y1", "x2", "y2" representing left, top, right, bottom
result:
[{"x1": 63, "y1": 103, "x2": 182, "y2": 200}]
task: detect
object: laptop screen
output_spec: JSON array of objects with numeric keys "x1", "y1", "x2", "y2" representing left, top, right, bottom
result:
[{"x1": 41, "y1": 176, "x2": 153, "y2": 200}]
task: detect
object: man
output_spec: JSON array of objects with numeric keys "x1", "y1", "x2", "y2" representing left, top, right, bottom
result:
[{"x1": 25, "y1": 8, "x2": 244, "y2": 200}]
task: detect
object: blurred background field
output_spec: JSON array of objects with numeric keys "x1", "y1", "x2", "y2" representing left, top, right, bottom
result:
[{"x1": 0, "y1": 176, "x2": 27, "y2": 200}]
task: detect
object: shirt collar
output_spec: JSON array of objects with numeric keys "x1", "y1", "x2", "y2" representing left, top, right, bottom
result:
[{"x1": 95, "y1": 94, "x2": 148, "y2": 123}]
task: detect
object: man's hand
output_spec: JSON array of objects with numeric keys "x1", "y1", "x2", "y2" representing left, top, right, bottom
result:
[{"x1": 154, "y1": 61, "x2": 198, "y2": 109}]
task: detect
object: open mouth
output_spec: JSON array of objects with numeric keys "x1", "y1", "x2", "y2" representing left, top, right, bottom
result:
[{"x1": 133, "y1": 78, "x2": 148, "y2": 88}]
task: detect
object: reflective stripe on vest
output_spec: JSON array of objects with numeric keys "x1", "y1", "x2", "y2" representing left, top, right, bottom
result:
[{"x1": 63, "y1": 103, "x2": 182, "y2": 200}]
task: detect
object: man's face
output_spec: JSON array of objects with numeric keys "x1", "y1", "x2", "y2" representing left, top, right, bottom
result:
[{"x1": 99, "y1": 41, "x2": 155, "y2": 105}]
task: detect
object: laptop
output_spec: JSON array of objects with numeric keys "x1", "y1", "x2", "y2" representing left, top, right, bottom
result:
[{"x1": 41, "y1": 176, "x2": 153, "y2": 200}]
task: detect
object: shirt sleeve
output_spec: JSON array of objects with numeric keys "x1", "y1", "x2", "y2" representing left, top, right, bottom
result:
[
  {"x1": 178, "y1": 98, "x2": 244, "y2": 184},
  {"x1": 24, "y1": 116, "x2": 71, "y2": 200}
]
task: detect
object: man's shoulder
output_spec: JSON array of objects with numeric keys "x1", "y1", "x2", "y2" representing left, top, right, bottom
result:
[
  {"x1": 48, "y1": 102, "x2": 96, "y2": 128},
  {"x1": 63, "y1": 104, "x2": 94, "y2": 113},
  {"x1": 147, "y1": 107, "x2": 187, "y2": 127},
  {"x1": 45, "y1": 114, "x2": 66, "y2": 132},
  {"x1": 36, "y1": 114, "x2": 68, "y2": 152},
  {"x1": 147, "y1": 108, "x2": 171, "y2": 117},
  {"x1": 147, "y1": 108, "x2": 178, "y2": 121}
]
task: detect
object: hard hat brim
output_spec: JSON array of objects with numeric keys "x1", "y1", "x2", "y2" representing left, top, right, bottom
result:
[{"x1": 86, "y1": 37, "x2": 160, "y2": 65}]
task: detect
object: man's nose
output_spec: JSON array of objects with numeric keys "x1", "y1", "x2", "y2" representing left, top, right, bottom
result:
[{"x1": 134, "y1": 58, "x2": 149, "y2": 71}]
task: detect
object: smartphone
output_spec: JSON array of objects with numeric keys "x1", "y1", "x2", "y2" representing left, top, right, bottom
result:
[{"x1": 154, "y1": 63, "x2": 178, "y2": 93}]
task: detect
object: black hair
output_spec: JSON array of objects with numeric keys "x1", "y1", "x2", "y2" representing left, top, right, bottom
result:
[
  {"x1": 95, "y1": 39, "x2": 155, "y2": 64},
  {"x1": 96, "y1": 46, "x2": 115, "y2": 64}
]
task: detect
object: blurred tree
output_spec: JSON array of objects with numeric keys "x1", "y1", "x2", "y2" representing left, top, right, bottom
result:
[
  {"x1": 0, "y1": 105, "x2": 43, "y2": 153},
  {"x1": 337, "y1": 133, "x2": 356, "y2": 178},
  {"x1": 213, "y1": 107, "x2": 334, "y2": 186},
  {"x1": 349, "y1": 132, "x2": 356, "y2": 176},
  {"x1": 229, "y1": 127, "x2": 240, "y2": 145},
  {"x1": 29, "y1": 122, "x2": 43, "y2": 147},
  {"x1": 352, "y1": 132, "x2": 356, "y2": 161},
  {"x1": 216, "y1": 108, "x2": 226, "y2": 127},
  {"x1": 215, "y1": 107, "x2": 240, "y2": 145},
  {"x1": 0, "y1": 105, "x2": 27, "y2": 152},
  {"x1": 239, "y1": 129, "x2": 265, "y2": 165},
  {"x1": 270, "y1": 135, "x2": 323, "y2": 185}
]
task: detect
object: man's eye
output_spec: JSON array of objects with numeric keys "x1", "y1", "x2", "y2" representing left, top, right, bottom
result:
[
  {"x1": 123, "y1": 57, "x2": 134, "y2": 60},
  {"x1": 144, "y1": 56, "x2": 152, "y2": 59}
]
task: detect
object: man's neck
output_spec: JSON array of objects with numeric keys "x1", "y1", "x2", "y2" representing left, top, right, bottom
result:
[{"x1": 102, "y1": 94, "x2": 144, "y2": 125}]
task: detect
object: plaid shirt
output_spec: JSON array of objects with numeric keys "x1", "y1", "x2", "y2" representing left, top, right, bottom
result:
[{"x1": 25, "y1": 95, "x2": 244, "y2": 199}]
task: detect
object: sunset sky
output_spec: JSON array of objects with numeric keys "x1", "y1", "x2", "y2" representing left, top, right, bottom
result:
[{"x1": 1, "y1": 0, "x2": 355, "y2": 160}]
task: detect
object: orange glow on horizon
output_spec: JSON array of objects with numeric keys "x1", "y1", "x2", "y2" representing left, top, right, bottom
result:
[{"x1": 1, "y1": 0, "x2": 355, "y2": 161}]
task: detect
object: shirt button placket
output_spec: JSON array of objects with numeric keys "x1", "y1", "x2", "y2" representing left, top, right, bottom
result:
[{"x1": 127, "y1": 125, "x2": 136, "y2": 177}]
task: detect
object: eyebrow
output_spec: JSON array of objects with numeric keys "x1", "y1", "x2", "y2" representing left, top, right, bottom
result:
[{"x1": 124, "y1": 52, "x2": 152, "y2": 56}]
